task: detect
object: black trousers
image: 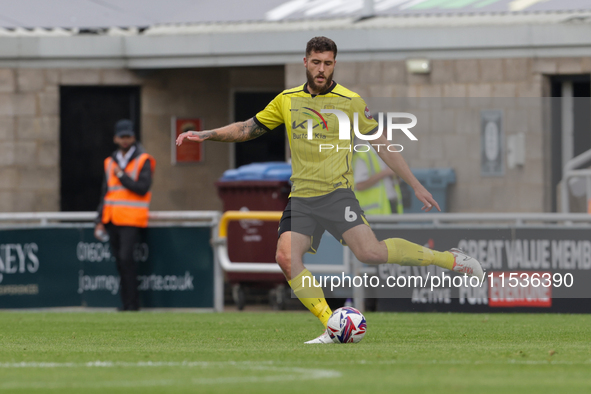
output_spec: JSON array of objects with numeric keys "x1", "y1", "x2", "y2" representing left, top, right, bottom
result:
[{"x1": 105, "y1": 224, "x2": 141, "y2": 311}]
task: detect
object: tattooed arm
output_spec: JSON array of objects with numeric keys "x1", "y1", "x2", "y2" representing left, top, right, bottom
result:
[{"x1": 176, "y1": 118, "x2": 268, "y2": 146}]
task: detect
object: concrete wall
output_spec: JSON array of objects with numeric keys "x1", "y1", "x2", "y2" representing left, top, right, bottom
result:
[
  {"x1": 142, "y1": 66, "x2": 284, "y2": 211},
  {"x1": 0, "y1": 69, "x2": 60, "y2": 212},
  {"x1": 286, "y1": 57, "x2": 591, "y2": 213},
  {"x1": 0, "y1": 66, "x2": 284, "y2": 212},
  {"x1": 0, "y1": 57, "x2": 588, "y2": 213}
]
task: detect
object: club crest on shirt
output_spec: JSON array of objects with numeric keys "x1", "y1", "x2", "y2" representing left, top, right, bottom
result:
[{"x1": 364, "y1": 106, "x2": 373, "y2": 120}]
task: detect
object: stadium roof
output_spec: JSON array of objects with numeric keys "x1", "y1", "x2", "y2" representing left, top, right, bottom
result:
[
  {"x1": 0, "y1": 0, "x2": 590, "y2": 29},
  {"x1": 1, "y1": 0, "x2": 591, "y2": 69}
]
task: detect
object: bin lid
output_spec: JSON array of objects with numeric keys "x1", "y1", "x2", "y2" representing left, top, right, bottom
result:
[
  {"x1": 219, "y1": 162, "x2": 292, "y2": 182},
  {"x1": 411, "y1": 168, "x2": 456, "y2": 188}
]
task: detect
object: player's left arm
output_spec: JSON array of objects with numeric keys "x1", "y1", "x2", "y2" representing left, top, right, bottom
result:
[
  {"x1": 352, "y1": 97, "x2": 438, "y2": 211},
  {"x1": 373, "y1": 133, "x2": 440, "y2": 212}
]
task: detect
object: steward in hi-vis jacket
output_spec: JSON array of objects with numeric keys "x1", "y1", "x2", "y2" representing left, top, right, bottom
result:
[{"x1": 95, "y1": 119, "x2": 155, "y2": 311}]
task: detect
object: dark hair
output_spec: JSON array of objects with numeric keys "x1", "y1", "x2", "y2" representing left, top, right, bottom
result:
[{"x1": 306, "y1": 36, "x2": 337, "y2": 58}]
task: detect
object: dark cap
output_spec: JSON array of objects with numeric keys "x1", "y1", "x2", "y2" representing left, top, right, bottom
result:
[{"x1": 114, "y1": 119, "x2": 135, "y2": 137}]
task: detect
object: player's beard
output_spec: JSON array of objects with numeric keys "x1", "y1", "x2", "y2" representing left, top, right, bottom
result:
[{"x1": 306, "y1": 68, "x2": 334, "y2": 94}]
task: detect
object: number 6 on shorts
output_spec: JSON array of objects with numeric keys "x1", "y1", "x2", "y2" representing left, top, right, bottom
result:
[{"x1": 345, "y1": 206, "x2": 357, "y2": 222}]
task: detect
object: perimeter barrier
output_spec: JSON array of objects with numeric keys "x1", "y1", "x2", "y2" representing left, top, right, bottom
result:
[
  {"x1": 2, "y1": 211, "x2": 591, "y2": 313},
  {"x1": 0, "y1": 211, "x2": 222, "y2": 311},
  {"x1": 215, "y1": 211, "x2": 591, "y2": 313}
]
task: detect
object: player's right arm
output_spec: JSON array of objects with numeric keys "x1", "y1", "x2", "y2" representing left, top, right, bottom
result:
[
  {"x1": 373, "y1": 132, "x2": 440, "y2": 212},
  {"x1": 176, "y1": 117, "x2": 268, "y2": 146}
]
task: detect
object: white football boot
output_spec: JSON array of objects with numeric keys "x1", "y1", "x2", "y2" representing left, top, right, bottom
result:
[
  {"x1": 304, "y1": 330, "x2": 334, "y2": 344},
  {"x1": 449, "y1": 248, "x2": 484, "y2": 282}
]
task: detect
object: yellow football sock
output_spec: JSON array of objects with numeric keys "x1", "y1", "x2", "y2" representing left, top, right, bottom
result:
[
  {"x1": 288, "y1": 269, "x2": 332, "y2": 328},
  {"x1": 383, "y1": 238, "x2": 454, "y2": 270}
]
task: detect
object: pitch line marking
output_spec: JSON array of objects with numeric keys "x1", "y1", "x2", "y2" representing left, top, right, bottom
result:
[
  {"x1": 339, "y1": 359, "x2": 591, "y2": 366},
  {"x1": 1, "y1": 359, "x2": 589, "y2": 368},
  {"x1": 0, "y1": 361, "x2": 341, "y2": 390}
]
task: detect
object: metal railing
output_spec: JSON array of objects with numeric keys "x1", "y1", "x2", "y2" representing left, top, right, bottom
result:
[
  {"x1": 0, "y1": 211, "x2": 224, "y2": 311},
  {"x1": 366, "y1": 212, "x2": 591, "y2": 227},
  {"x1": 0, "y1": 211, "x2": 221, "y2": 225},
  {"x1": 3, "y1": 210, "x2": 591, "y2": 312},
  {"x1": 214, "y1": 210, "x2": 351, "y2": 274}
]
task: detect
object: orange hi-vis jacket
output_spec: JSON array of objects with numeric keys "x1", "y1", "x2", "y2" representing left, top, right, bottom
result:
[{"x1": 102, "y1": 153, "x2": 156, "y2": 228}]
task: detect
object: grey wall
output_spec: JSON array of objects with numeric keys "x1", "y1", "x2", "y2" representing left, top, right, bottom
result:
[
  {"x1": 0, "y1": 66, "x2": 285, "y2": 212},
  {"x1": 285, "y1": 57, "x2": 587, "y2": 212}
]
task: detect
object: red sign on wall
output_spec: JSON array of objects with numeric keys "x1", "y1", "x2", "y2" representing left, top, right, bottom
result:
[
  {"x1": 172, "y1": 117, "x2": 203, "y2": 164},
  {"x1": 488, "y1": 271, "x2": 552, "y2": 308}
]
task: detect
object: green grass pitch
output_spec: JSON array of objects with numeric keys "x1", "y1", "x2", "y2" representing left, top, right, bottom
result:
[{"x1": 0, "y1": 311, "x2": 589, "y2": 393}]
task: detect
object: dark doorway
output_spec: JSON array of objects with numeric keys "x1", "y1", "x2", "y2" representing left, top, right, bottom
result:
[
  {"x1": 550, "y1": 76, "x2": 591, "y2": 212},
  {"x1": 233, "y1": 92, "x2": 286, "y2": 168},
  {"x1": 60, "y1": 86, "x2": 141, "y2": 212}
]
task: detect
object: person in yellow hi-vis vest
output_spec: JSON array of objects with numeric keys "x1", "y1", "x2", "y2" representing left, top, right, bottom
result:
[
  {"x1": 94, "y1": 119, "x2": 156, "y2": 311},
  {"x1": 353, "y1": 141, "x2": 404, "y2": 215}
]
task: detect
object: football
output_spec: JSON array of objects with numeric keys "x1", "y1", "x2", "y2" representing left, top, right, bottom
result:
[{"x1": 326, "y1": 306, "x2": 367, "y2": 343}]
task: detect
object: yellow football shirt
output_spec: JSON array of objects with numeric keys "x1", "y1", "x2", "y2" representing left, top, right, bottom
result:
[{"x1": 254, "y1": 82, "x2": 378, "y2": 198}]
